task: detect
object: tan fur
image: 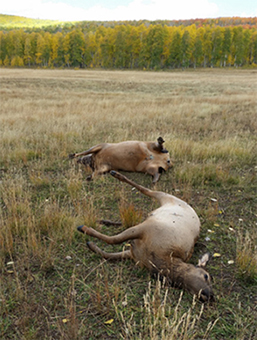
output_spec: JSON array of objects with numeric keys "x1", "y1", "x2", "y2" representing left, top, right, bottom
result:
[
  {"x1": 69, "y1": 137, "x2": 172, "y2": 183},
  {"x1": 78, "y1": 171, "x2": 214, "y2": 302}
]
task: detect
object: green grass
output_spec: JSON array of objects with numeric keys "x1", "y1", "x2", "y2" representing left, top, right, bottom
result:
[{"x1": 0, "y1": 68, "x2": 256, "y2": 339}]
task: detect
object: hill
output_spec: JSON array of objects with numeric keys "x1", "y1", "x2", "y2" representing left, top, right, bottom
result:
[
  {"x1": 0, "y1": 13, "x2": 256, "y2": 33},
  {"x1": 0, "y1": 14, "x2": 64, "y2": 30}
]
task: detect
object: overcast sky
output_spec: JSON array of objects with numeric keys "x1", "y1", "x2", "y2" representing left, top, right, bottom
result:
[{"x1": 1, "y1": 0, "x2": 256, "y2": 22}]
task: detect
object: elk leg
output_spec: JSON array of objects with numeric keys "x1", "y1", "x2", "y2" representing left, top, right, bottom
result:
[
  {"x1": 87, "y1": 242, "x2": 132, "y2": 260},
  {"x1": 86, "y1": 169, "x2": 104, "y2": 181},
  {"x1": 77, "y1": 224, "x2": 143, "y2": 244},
  {"x1": 69, "y1": 144, "x2": 103, "y2": 159},
  {"x1": 89, "y1": 165, "x2": 110, "y2": 180},
  {"x1": 99, "y1": 219, "x2": 122, "y2": 226},
  {"x1": 110, "y1": 170, "x2": 165, "y2": 203}
]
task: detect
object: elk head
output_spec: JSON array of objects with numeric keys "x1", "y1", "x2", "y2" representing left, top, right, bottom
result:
[{"x1": 182, "y1": 253, "x2": 214, "y2": 302}]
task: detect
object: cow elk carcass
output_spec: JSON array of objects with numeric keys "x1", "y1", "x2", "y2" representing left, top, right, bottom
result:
[
  {"x1": 77, "y1": 171, "x2": 214, "y2": 302},
  {"x1": 69, "y1": 137, "x2": 172, "y2": 183}
]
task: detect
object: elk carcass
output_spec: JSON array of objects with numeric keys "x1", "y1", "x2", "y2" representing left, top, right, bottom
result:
[
  {"x1": 69, "y1": 137, "x2": 172, "y2": 183},
  {"x1": 77, "y1": 171, "x2": 214, "y2": 302}
]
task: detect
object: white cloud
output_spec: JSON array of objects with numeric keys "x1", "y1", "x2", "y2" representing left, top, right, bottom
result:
[
  {"x1": 88, "y1": 0, "x2": 219, "y2": 21},
  {"x1": 1, "y1": 0, "x2": 219, "y2": 21}
]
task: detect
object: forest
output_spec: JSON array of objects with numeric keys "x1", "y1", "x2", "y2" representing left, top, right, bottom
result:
[{"x1": 0, "y1": 15, "x2": 257, "y2": 69}]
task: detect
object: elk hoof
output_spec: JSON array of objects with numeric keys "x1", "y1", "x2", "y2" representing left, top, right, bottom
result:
[
  {"x1": 157, "y1": 137, "x2": 165, "y2": 144},
  {"x1": 77, "y1": 225, "x2": 85, "y2": 233},
  {"x1": 110, "y1": 170, "x2": 117, "y2": 176},
  {"x1": 69, "y1": 153, "x2": 76, "y2": 159}
]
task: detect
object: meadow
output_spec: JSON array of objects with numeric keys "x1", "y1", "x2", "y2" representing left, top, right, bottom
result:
[{"x1": 0, "y1": 68, "x2": 256, "y2": 339}]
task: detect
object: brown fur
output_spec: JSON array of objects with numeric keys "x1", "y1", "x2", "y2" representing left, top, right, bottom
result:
[
  {"x1": 69, "y1": 137, "x2": 172, "y2": 183},
  {"x1": 78, "y1": 171, "x2": 214, "y2": 302}
]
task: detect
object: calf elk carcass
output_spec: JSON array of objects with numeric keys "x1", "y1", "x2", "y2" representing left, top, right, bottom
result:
[
  {"x1": 77, "y1": 171, "x2": 214, "y2": 302},
  {"x1": 69, "y1": 137, "x2": 172, "y2": 183}
]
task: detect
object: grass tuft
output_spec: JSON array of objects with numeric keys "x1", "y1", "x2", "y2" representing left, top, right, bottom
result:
[
  {"x1": 119, "y1": 201, "x2": 143, "y2": 228},
  {"x1": 114, "y1": 280, "x2": 219, "y2": 339},
  {"x1": 236, "y1": 229, "x2": 257, "y2": 283}
]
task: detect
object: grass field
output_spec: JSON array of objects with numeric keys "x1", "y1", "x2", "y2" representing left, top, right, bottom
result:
[{"x1": 0, "y1": 68, "x2": 256, "y2": 339}]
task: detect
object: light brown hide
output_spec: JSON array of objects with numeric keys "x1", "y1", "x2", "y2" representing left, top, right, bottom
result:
[
  {"x1": 78, "y1": 171, "x2": 214, "y2": 302},
  {"x1": 69, "y1": 137, "x2": 172, "y2": 183}
]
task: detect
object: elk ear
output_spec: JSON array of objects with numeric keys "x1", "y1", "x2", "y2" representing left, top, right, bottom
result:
[{"x1": 197, "y1": 252, "x2": 210, "y2": 268}]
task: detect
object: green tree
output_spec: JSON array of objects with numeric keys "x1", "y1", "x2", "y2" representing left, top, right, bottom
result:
[
  {"x1": 143, "y1": 25, "x2": 168, "y2": 69},
  {"x1": 181, "y1": 29, "x2": 191, "y2": 68},
  {"x1": 242, "y1": 29, "x2": 251, "y2": 65},
  {"x1": 221, "y1": 27, "x2": 232, "y2": 66},
  {"x1": 0, "y1": 31, "x2": 6, "y2": 64},
  {"x1": 5, "y1": 31, "x2": 16, "y2": 60},
  {"x1": 232, "y1": 26, "x2": 244, "y2": 66},
  {"x1": 100, "y1": 27, "x2": 115, "y2": 68},
  {"x1": 211, "y1": 27, "x2": 223, "y2": 67},
  {"x1": 129, "y1": 24, "x2": 146, "y2": 68},
  {"x1": 63, "y1": 29, "x2": 85, "y2": 67},
  {"x1": 69, "y1": 29, "x2": 85, "y2": 67},
  {"x1": 4, "y1": 30, "x2": 24, "y2": 62},
  {"x1": 167, "y1": 29, "x2": 182, "y2": 68},
  {"x1": 113, "y1": 25, "x2": 128, "y2": 68},
  {"x1": 30, "y1": 32, "x2": 38, "y2": 66},
  {"x1": 250, "y1": 30, "x2": 257, "y2": 64},
  {"x1": 192, "y1": 31, "x2": 203, "y2": 68},
  {"x1": 94, "y1": 26, "x2": 106, "y2": 67},
  {"x1": 63, "y1": 33, "x2": 71, "y2": 67},
  {"x1": 200, "y1": 26, "x2": 212, "y2": 67}
]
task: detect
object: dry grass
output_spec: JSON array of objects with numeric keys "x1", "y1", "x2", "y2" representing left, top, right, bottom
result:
[
  {"x1": 114, "y1": 281, "x2": 219, "y2": 340},
  {"x1": 0, "y1": 68, "x2": 256, "y2": 339},
  {"x1": 236, "y1": 228, "x2": 257, "y2": 282},
  {"x1": 119, "y1": 200, "x2": 143, "y2": 229}
]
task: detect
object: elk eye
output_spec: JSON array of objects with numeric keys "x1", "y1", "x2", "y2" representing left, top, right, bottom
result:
[
  {"x1": 204, "y1": 274, "x2": 209, "y2": 281},
  {"x1": 167, "y1": 160, "x2": 170, "y2": 164}
]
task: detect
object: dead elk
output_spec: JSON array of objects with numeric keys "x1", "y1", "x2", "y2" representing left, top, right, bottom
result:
[
  {"x1": 69, "y1": 137, "x2": 172, "y2": 184},
  {"x1": 77, "y1": 171, "x2": 214, "y2": 302}
]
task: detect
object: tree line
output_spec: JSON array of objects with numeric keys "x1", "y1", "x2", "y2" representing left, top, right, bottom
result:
[{"x1": 0, "y1": 23, "x2": 257, "y2": 69}]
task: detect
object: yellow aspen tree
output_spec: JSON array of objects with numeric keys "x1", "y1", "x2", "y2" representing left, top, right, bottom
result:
[
  {"x1": 4, "y1": 55, "x2": 10, "y2": 66},
  {"x1": 84, "y1": 31, "x2": 96, "y2": 67},
  {"x1": 24, "y1": 35, "x2": 32, "y2": 66},
  {"x1": 163, "y1": 26, "x2": 174, "y2": 66},
  {"x1": 35, "y1": 33, "x2": 45, "y2": 66},
  {"x1": 11, "y1": 56, "x2": 24, "y2": 67},
  {"x1": 51, "y1": 34, "x2": 59, "y2": 66}
]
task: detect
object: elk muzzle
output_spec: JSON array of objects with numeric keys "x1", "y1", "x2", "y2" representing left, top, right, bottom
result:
[{"x1": 199, "y1": 287, "x2": 215, "y2": 303}]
